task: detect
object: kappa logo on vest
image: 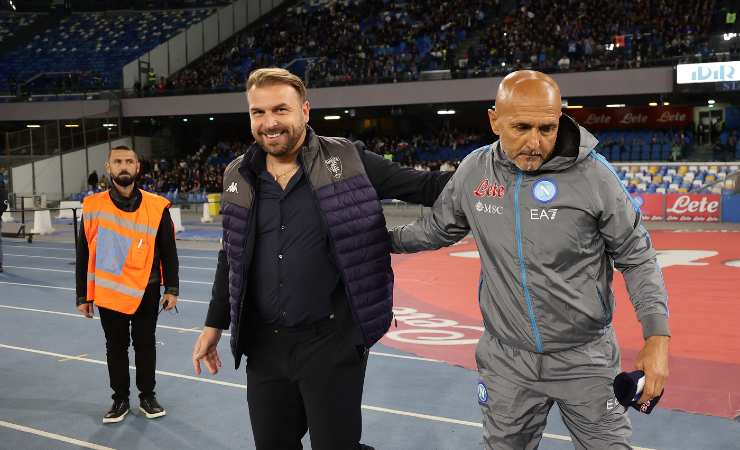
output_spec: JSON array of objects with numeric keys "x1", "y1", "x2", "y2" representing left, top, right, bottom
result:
[
  {"x1": 324, "y1": 156, "x2": 343, "y2": 180},
  {"x1": 226, "y1": 182, "x2": 238, "y2": 194}
]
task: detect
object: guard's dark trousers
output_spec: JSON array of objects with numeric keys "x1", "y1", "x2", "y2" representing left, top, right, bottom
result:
[{"x1": 98, "y1": 283, "x2": 160, "y2": 401}]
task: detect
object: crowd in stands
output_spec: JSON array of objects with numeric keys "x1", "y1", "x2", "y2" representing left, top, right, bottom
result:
[
  {"x1": 86, "y1": 124, "x2": 724, "y2": 199},
  {"x1": 169, "y1": 0, "x2": 495, "y2": 92},
  {"x1": 58, "y1": 120, "x2": 738, "y2": 202},
  {"x1": 167, "y1": 0, "x2": 717, "y2": 93},
  {"x1": 0, "y1": 0, "x2": 723, "y2": 96},
  {"x1": 361, "y1": 128, "x2": 485, "y2": 167},
  {"x1": 465, "y1": 0, "x2": 716, "y2": 77},
  {"x1": 136, "y1": 141, "x2": 246, "y2": 194}
]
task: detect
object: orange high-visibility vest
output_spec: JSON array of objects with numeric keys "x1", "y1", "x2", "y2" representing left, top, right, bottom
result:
[{"x1": 83, "y1": 190, "x2": 170, "y2": 314}]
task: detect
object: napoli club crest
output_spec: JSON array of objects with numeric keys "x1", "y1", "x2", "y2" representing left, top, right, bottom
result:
[
  {"x1": 477, "y1": 381, "x2": 489, "y2": 405},
  {"x1": 532, "y1": 179, "x2": 558, "y2": 203}
]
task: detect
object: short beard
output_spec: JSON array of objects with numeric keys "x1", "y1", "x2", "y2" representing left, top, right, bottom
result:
[
  {"x1": 257, "y1": 125, "x2": 304, "y2": 158},
  {"x1": 113, "y1": 173, "x2": 135, "y2": 187}
]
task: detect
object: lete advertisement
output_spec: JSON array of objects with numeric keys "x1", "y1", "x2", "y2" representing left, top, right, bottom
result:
[
  {"x1": 631, "y1": 193, "x2": 665, "y2": 221},
  {"x1": 665, "y1": 194, "x2": 721, "y2": 222},
  {"x1": 568, "y1": 106, "x2": 693, "y2": 129}
]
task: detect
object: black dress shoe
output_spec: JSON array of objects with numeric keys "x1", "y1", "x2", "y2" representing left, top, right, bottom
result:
[
  {"x1": 139, "y1": 395, "x2": 166, "y2": 419},
  {"x1": 103, "y1": 399, "x2": 129, "y2": 424}
]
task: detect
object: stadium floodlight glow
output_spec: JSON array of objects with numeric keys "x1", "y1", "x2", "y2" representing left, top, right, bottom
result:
[
  {"x1": 606, "y1": 104, "x2": 626, "y2": 108},
  {"x1": 500, "y1": 61, "x2": 506, "y2": 67},
  {"x1": 64, "y1": 124, "x2": 79, "y2": 128},
  {"x1": 723, "y1": 33, "x2": 737, "y2": 41},
  {"x1": 209, "y1": 117, "x2": 214, "y2": 121},
  {"x1": 566, "y1": 105, "x2": 583, "y2": 109},
  {"x1": 437, "y1": 110, "x2": 456, "y2": 115},
  {"x1": 324, "y1": 115, "x2": 341, "y2": 120},
  {"x1": 9, "y1": 0, "x2": 15, "y2": 11},
  {"x1": 344, "y1": 110, "x2": 349, "y2": 114},
  {"x1": 663, "y1": 102, "x2": 670, "y2": 106},
  {"x1": 26, "y1": 124, "x2": 41, "y2": 128},
  {"x1": 648, "y1": 102, "x2": 658, "y2": 107},
  {"x1": 102, "y1": 123, "x2": 117, "y2": 128},
  {"x1": 707, "y1": 99, "x2": 716, "y2": 105},
  {"x1": 182, "y1": 118, "x2": 189, "y2": 122}
]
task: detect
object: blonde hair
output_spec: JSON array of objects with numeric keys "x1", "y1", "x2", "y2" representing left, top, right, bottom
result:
[{"x1": 246, "y1": 68, "x2": 307, "y2": 102}]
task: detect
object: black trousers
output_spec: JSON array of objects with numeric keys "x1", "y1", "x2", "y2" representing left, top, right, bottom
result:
[
  {"x1": 246, "y1": 317, "x2": 369, "y2": 450},
  {"x1": 98, "y1": 283, "x2": 160, "y2": 401}
]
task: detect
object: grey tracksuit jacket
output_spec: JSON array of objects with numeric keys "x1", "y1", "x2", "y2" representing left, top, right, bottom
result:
[{"x1": 390, "y1": 115, "x2": 670, "y2": 353}]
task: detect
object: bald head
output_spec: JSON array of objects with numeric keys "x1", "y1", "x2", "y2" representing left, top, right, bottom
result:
[
  {"x1": 489, "y1": 70, "x2": 563, "y2": 172},
  {"x1": 495, "y1": 70, "x2": 561, "y2": 117}
]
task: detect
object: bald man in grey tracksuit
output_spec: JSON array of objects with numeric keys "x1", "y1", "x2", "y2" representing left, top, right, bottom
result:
[{"x1": 390, "y1": 72, "x2": 670, "y2": 450}]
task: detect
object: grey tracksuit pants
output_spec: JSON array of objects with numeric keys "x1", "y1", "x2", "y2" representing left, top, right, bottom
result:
[{"x1": 475, "y1": 327, "x2": 632, "y2": 450}]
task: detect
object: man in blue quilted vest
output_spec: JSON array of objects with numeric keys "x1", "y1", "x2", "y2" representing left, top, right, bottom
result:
[{"x1": 192, "y1": 68, "x2": 453, "y2": 450}]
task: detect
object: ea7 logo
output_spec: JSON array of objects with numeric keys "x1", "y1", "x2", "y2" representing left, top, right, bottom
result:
[{"x1": 530, "y1": 208, "x2": 558, "y2": 220}]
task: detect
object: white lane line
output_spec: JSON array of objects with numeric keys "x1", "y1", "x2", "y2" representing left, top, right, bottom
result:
[
  {"x1": 0, "y1": 342, "x2": 658, "y2": 449},
  {"x1": 370, "y1": 351, "x2": 441, "y2": 363},
  {"x1": 0, "y1": 419, "x2": 117, "y2": 450},
  {"x1": 59, "y1": 353, "x2": 88, "y2": 362},
  {"x1": 0, "y1": 304, "x2": 228, "y2": 336},
  {"x1": 179, "y1": 298, "x2": 209, "y2": 304},
  {"x1": 0, "y1": 281, "x2": 210, "y2": 307},
  {"x1": 0, "y1": 343, "x2": 246, "y2": 389},
  {"x1": 0, "y1": 300, "x2": 443, "y2": 363},
  {"x1": 361, "y1": 404, "x2": 482, "y2": 427},
  {"x1": 4, "y1": 256, "x2": 214, "y2": 271},
  {"x1": 3, "y1": 244, "x2": 218, "y2": 260},
  {"x1": 1, "y1": 264, "x2": 213, "y2": 283},
  {"x1": 3, "y1": 265, "x2": 73, "y2": 274},
  {"x1": 0, "y1": 281, "x2": 74, "y2": 291},
  {"x1": 5, "y1": 253, "x2": 71, "y2": 261}
]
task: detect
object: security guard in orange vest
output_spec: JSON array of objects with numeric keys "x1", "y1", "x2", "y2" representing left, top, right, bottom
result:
[{"x1": 75, "y1": 145, "x2": 179, "y2": 423}]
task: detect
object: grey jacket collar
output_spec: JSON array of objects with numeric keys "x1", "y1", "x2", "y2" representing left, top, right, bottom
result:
[{"x1": 493, "y1": 114, "x2": 598, "y2": 173}]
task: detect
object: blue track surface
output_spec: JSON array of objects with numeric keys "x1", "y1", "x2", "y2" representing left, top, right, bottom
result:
[{"x1": 0, "y1": 240, "x2": 738, "y2": 449}]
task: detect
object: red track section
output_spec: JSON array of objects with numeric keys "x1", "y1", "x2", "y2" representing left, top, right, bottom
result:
[{"x1": 384, "y1": 231, "x2": 740, "y2": 418}]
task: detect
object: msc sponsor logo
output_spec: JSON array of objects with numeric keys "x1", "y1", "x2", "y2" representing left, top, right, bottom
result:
[{"x1": 475, "y1": 201, "x2": 504, "y2": 215}]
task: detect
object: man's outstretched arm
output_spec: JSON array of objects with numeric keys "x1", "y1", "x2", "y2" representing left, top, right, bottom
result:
[{"x1": 390, "y1": 169, "x2": 470, "y2": 253}]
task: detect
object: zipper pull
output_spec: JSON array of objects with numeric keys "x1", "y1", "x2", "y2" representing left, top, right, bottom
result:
[{"x1": 137, "y1": 239, "x2": 143, "y2": 249}]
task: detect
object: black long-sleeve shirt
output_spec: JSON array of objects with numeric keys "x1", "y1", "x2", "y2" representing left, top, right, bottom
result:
[
  {"x1": 75, "y1": 187, "x2": 179, "y2": 305},
  {"x1": 206, "y1": 139, "x2": 453, "y2": 330}
]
